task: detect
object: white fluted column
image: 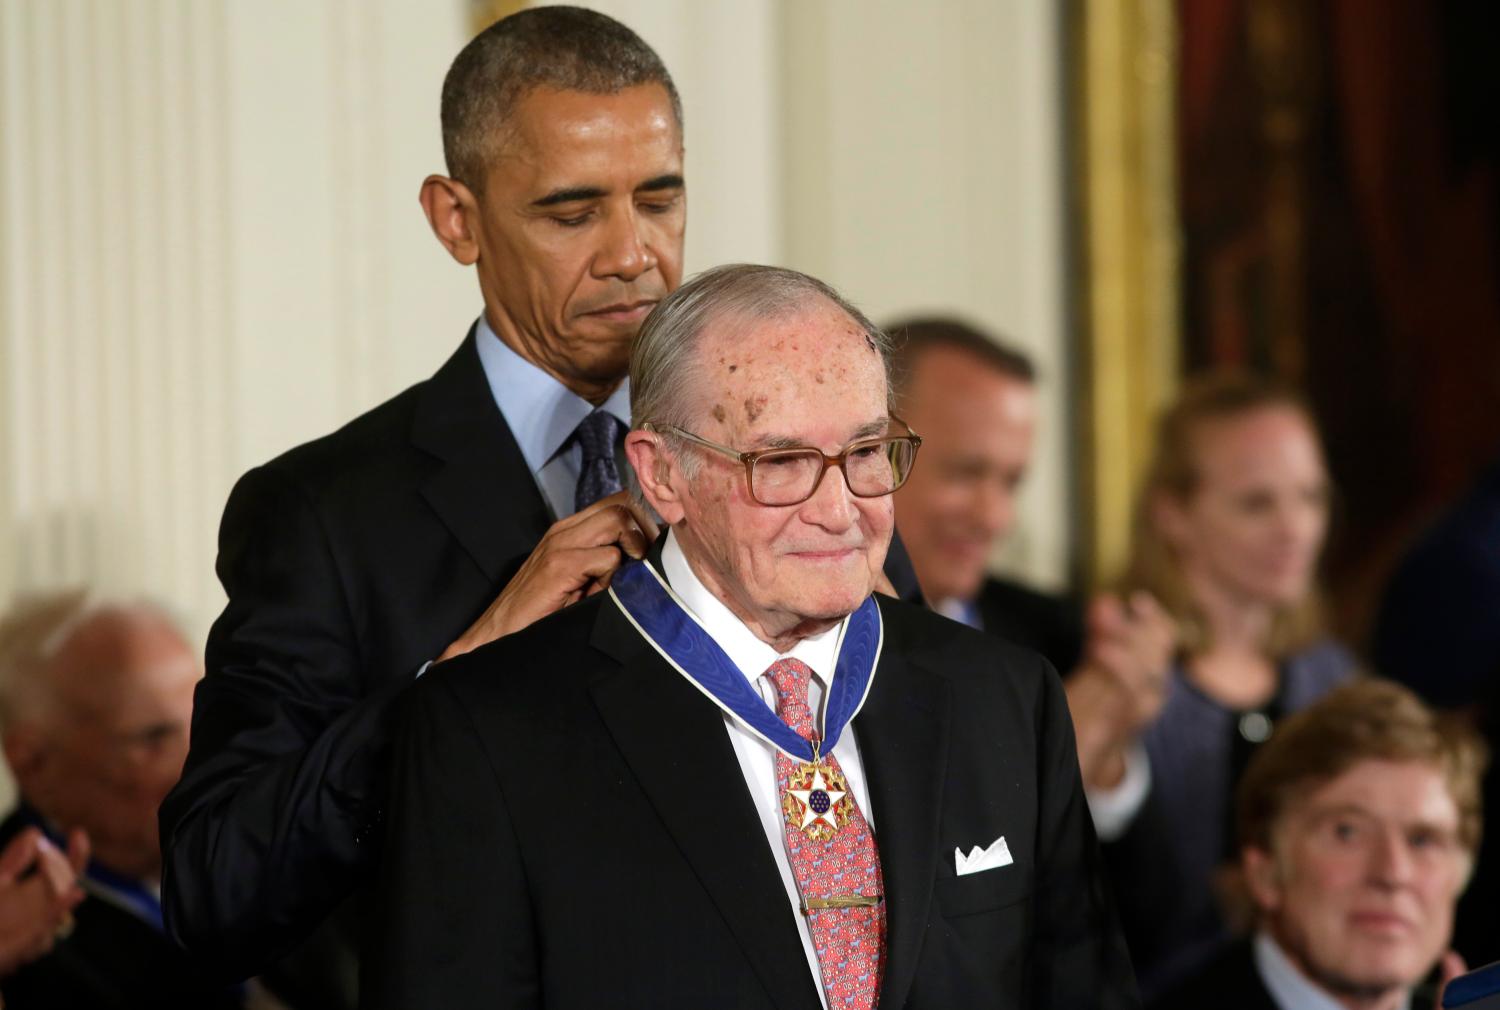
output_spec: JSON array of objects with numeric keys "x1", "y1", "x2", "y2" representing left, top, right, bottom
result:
[
  {"x1": 0, "y1": 0, "x2": 476, "y2": 635},
  {"x1": 778, "y1": 0, "x2": 1071, "y2": 589}
]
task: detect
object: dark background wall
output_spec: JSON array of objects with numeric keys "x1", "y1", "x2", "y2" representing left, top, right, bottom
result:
[{"x1": 1176, "y1": 0, "x2": 1500, "y2": 651}]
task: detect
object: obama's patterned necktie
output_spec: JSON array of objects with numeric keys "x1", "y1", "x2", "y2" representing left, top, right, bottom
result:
[{"x1": 573, "y1": 409, "x2": 623, "y2": 513}]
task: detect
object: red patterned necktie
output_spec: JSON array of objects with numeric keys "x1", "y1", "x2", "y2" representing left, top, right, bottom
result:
[{"x1": 767, "y1": 658, "x2": 886, "y2": 1009}]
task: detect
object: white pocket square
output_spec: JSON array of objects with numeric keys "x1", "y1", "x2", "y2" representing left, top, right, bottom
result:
[{"x1": 954, "y1": 836, "x2": 1014, "y2": 876}]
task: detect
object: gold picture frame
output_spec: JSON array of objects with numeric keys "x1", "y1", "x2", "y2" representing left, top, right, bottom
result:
[
  {"x1": 1072, "y1": 0, "x2": 1182, "y2": 588},
  {"x1": 469, "y1": 0, "x2": 527, "y2": 37}
]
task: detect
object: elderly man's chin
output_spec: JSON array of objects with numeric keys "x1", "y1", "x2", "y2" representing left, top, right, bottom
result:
[{"x1": 779, "y1": 547, "x2": 886, "y2": 617}]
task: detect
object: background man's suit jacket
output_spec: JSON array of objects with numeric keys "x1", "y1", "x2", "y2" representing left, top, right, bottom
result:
[
  {"x1": 1147, "y1": 941, "x2": 1274, "y2": 1010},
  {"x1": 371, "y1": 588, "x2": 1139, "y2": 1009},
  {"x1": 974, "y1": 576, "x2": 1085, "y2": 677},
  {"x1": 159, "y1": 330, "x2": 925, "y2": 992}
]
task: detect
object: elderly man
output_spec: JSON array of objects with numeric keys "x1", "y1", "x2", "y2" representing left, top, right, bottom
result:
[
  {"x1": 1153, "y1": 678, "x2": 1484, "y2": 1010},
  {"x1": 372, "y1": 265, "x2": 1137, "y2": 1009},
  {"x1": 0, "y1": 590, "x2": 248, "y2": 1006}
]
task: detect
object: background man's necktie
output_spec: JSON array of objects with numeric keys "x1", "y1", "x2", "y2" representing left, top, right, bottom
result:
[
  {"x1": 767, "y1": 658, "x2": 886, "y2": 1009},
  {"x1": 573, "y1": 410, "x2": 624, "y2": 513}
]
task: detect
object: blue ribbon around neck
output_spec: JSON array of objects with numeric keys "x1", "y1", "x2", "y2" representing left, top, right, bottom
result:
[{"x1": 608, "y1": 558, "x2": 882, "y2": 763}]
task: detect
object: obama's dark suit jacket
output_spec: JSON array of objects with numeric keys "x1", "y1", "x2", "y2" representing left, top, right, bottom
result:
[
  {"x1": 370, "y1": 586, "x2": 1139, "y2": 1009},
  {"x1": 158, "y1": 331, "x2": 557, "y2": 996}
]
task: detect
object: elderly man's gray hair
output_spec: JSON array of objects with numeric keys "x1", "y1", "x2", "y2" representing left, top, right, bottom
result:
[
  {"x1": 0, "y1": 589, "x2": 183, "y2": 733},
  {"x1": 629, "y1": 264, "x2": 892, "y2": 450}
]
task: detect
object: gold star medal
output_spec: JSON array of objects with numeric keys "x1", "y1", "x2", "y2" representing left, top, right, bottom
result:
[{"x1": 783, "y1": 741, "x2": 855, "y2": 842}]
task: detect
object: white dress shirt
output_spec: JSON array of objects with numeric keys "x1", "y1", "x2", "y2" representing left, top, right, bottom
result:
[
  {"x1": 661, "y1": 533, "x2": 876, "y2": 1010},
  {"x1": 472, "y1": 313, "x2": 631, "y2": 521},
  {"x1": 1084, "y1": 742, "x2": 1153, "y2": 840}
]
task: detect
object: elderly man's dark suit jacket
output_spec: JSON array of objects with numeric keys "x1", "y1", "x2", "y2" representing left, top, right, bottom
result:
[
  {"x1": 370, "y1": 584, "x2": 1139, "y2": 1009},
  {"x1": 158, "y1": 329, "x2": 925, "y2": 997}
]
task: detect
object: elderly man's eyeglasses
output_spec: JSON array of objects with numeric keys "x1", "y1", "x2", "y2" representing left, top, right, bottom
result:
[{"x1": 643, "y1": 418, "x2": 923, "y2": 507}]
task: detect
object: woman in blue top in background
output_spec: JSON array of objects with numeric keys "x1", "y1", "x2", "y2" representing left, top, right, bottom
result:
[{"x1": 1075, "y1": 373, "x2": 1357, "y2": 1002}]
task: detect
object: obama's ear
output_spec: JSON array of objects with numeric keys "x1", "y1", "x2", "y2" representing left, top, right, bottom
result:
[{"x1": 419, "y1": 174, "x2": 482, "y2": 266}]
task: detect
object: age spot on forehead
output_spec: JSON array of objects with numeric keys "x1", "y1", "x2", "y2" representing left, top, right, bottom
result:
[
  {"x1": 744, "y1": 395, "x2": 767, "y2": 423},
  {"x1": 711, "y1": 403, "x2": 727, "y2": 423},
  {"x1": 815, "y1": 372, "x2": 825, "y2": 384},
  {"x1": 728, "y1": 364, "x2": 737, "y2": 373}
]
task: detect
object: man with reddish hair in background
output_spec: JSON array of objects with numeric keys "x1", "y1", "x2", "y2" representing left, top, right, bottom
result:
[{"x1": 1154, "y1": 679, "x2": 1482, "y2": 1010}]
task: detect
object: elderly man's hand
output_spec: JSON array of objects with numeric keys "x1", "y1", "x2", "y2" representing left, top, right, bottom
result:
[
  {"x1": 438, "y1": 492, "x2": 659, "y2": 662},
  {"x1": 0, "y1": 827, "x2": 88, "y2": 977}
]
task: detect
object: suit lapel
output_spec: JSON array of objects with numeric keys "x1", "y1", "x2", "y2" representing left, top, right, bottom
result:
[
  {"x1": 587, "y1": 599, "x2": 822, "y2": 1010},
  {"x1": 411, "y1": 328, "x2": 553, "y2": 583},
  {"x1": 856, "y1": 602, "x2": 952, "y2": 1010}
]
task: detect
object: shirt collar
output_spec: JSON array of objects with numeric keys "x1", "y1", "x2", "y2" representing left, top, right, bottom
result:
[
  {"x1": 1254, "y1": 931, "x2": 1410, "y2": 1010},
  {"x1": 932, "y1": 596, "x2": 981, "y2": 630},
  {"x1": 660, "y1": 531, "x2": 843, "y2": 690},
  {"x1": 472, "y1": 314, "x2": 631, "y2": 476}
]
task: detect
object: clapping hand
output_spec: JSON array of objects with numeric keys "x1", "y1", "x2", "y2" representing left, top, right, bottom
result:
[
  {"x1": 1065, "y1": 591, "x2": 1176, "y2": 790},
  {"x1": 0, "y1": 826, "x2": 89, "y2": 977}
]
